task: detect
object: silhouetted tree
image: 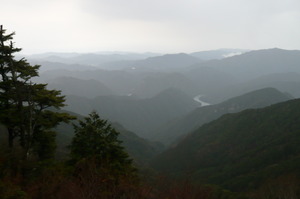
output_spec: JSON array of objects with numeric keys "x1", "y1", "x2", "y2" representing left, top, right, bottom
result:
[
  {"x1": 69, "y1": 111, "x2": 138, "y2": 198},
  {"x1": 70, "y1": 111, "x2": 134, "y2": 173},
  {"x1": 0, "y1": 25, "x2": 74, "y2": 160}
]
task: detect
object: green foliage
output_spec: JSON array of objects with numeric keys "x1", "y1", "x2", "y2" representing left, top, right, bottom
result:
[
  {"x1": 250, "y1": 174, "x2": 300, "y2": 199},
  {"x1": 0, "y1": 180, "x2": 28, "y2": 199},
  {"x1": 55, "y1": 114, "x2": 164, "y2": 164},
  {"x1": 70, "y1": 111, "x2": 134, "y2": 173},
  {"x1": 155, "y1": 87, "x2": 292, "y2": 146},
  {"x1": 0, "y1": 25, "x2": 75, "y2": 160},
  {"x1": 152, "y1": 99, "x2": 300, "y2": 192},
  {"x1": 67, "y1": 111, "x2": 141, "y2": 198}
]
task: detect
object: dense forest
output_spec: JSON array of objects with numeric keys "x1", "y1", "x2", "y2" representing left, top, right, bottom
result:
[{"x1": 1, "y1": 25, "x2": 300, "y2": 199}]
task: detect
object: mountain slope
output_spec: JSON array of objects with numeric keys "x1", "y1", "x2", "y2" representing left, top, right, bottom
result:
[
  {"x1": 28, "y1": 52, "x2": 161, "y2": 66},
  {"x1": 131, "y1": 53, "x2": 201, "y2": 71},
  {"x1": 29, "y1": 61, "x2": 97, "y2": 72},
  {"x1": 113, "y1": 123, "x2": 165, "y2": 164},
  {"x1": 53, "y1": 111, "x2": 164, "y2": 164},
  {"x1": 205, "y1": 72, "x2": 300, "y2": 103},
  {"x1": 65, "y1": 88, "x2": 198, "y2": 139},
  {"x1": 153, "y1": 88, "x2": 292, "y2": 145},
  {"x1": 190, "y1": 48, "x2": 300, "y2": 81},
  {"x1": 190, "y1": 49, "x2": 248, "y2": 60},
  {"x1": 132, "y1": 72, "x2": 199, "y2": 98},
  {"x1": 38, "y1": 68, "x2": 141, "y2": 96},
  {"x1": 151, "y1": 98, "x2": 300, "y2": 191},
  {"x1": 46, "y1": 76, "x2": 114, "y2": 98}
]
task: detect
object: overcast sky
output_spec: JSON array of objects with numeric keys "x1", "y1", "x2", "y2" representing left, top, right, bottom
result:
[{"x1": 1, "y1": 0, "x2": 300, "y2": 54}]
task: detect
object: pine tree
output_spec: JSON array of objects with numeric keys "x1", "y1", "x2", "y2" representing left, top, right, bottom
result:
[
  {"x1": 70, "y1": 111, "x2": 134, "y2": 173},
  {"x1": 0, "y1": 25, "x2": 74, "y2": 160},
  {"x1": 69, "y1": 112, "x2": 138, "y2": 198}
]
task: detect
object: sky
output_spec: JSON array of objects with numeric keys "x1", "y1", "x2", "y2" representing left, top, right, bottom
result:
[{"x1": 1, "y1": 0, "x2": 300, "y2": 54}]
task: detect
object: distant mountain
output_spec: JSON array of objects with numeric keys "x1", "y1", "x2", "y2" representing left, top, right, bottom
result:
[
  {"x1": 184, "y1": 66, "x2": 241, "y2": 98},
  {"x1": 151, "y1": 98, "x2": 300, "y2": 191},
  {"x1": 46, "y1": 76, "x2": 114, "y2": 98},
  {"x1": 65, "y1": 53, "x2": 136, "y2": 66},
  {"x1": 38, "y1": 69, "x2": 141, "y2": 96},
  {"x1": 205, "y1": 72, "x2": 300, "y2": 103},
  {"x1": 38, "y1": 65, "x2": 235, "y2": 100},
  {"x1": 64, "y1": 88, "x2": 198, "y2": 139},
  {"x1": 37, "y1": 68, "x2": 202, "y2": 99},
  {"x1": 130, "y1": 53, "x2": 201, "y2": 71},
  {"x1": 186, "y1": 48, "x2": 300, "y2": 103},
  {"x1": 132, "y1": 72, "x2": 199, "y2": 98},
  {"x1": 34, "y1": 110, "x2": 164, "y2": 165},
  {"x1": 191, "y1": 48, "x2": 300, "y2": 81},
  {"x1": 27, "y1": 52, "x2": 161, "y2": 67},
  {"x1": 34, "y1": 48, "x2": 300, "y2": 110},
  {"x1": 24, "y1": 52, "x2": 81, "y2": 59},
  {"x1": 113, "y1": 123, "x2": 165, "y2": 164},
  {"x1": 153, "y1": 88, "x2": 293, "y2": 145},
  {"x1": 190, "y1": 49, "x2": 248, "y2": 60},
  {"x1": 29, "y1": 61, "x2": 97, "y2": 72}
]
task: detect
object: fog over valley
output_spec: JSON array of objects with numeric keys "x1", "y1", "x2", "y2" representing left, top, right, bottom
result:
[
  {"x1": 25, "y1": 48, "x2": 299, "y2": 141},
  {"x1": 1, "y1": 0, "x2": 300, "y2": 197}
]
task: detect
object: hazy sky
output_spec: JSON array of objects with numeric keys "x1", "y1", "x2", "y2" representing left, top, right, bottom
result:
[{"x1": 1, "y1": 0, "x2": 300, "y2": 54}]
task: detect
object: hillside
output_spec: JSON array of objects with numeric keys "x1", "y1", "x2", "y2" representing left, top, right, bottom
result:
[
  {"x1": 190, "y1": 49, "x2": 248, "y2": 60},
  {"x1": 153, "y1": 88, "x2": 292, "y2": 145},
  {"x1": 184, "y1": 66, "x2": 241, "y2": 98},
  {"x1": 29, "y1": 61, "x2": 97, "y2": 72},
  {"x1": 50, "y1": 110, "x2": 165, "y2": 164},
  {"x1": 205, "y1": 72, "x2": 300, "y2": 103},
  {"x1": 151, "y1": 98, "x2": 300, "y2": 191},
  {"x1": 190, "y1": 48, "x2": 300, "y2": 81},
  {"x1": 38, "y1": 68, "x2": 141, "y2": 96},
  {"x1": 1, "y1": 109, "x2": 162, "y2": 165},
  {"x1": 46, "y1": 76, "x2": 114, "y2": 98},
  {"x1": 132, "y1": 72, "x2": 199, "y2": 98},
  {"x1": 28, "y1": 52, "x2": 160, "y2": 67},
  {"x1": 131, "y1": 53, "x2": 201, "y2": 71},
  {"x1": 113, "y1": 123, "x2": 165, "y2": 164},
  {"x1": 35, "y1": 48, "x2": 300, "y2": 102},
  {"x1": 64, "y1": 88, "x2": 198, "y2": 139}
]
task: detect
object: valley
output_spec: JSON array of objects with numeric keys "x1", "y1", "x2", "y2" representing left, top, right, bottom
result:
[{"x1": 2, "y1": 45, "x2": 300, "y2": 198}]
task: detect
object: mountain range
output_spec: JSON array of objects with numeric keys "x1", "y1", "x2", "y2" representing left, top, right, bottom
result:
[
  {"x1": 49, "y1": 110, "x2": 164, "y2": 165},
  {"x1": 151, "y1": 98, "x2": 300, "y2": 191},
  {"x1": 64, "y1": 88, "x2": 198, "y2": 139},
  {"x1": 8, "y1": 47, "x2": 300, "y2": 194},
  {"x1": 153, "y1": 87, "x2": 293, "y2": 145}
]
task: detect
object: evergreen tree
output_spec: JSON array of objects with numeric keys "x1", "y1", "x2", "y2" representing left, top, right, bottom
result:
[
  {"x1": 70, "y1": 111, "x2": 134, "y2": 173},
  {"x1": 0, "y1": 25, "x2": 74, "y2": 160}
]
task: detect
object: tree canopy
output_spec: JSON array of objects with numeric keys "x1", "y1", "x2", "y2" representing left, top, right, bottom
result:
[
  {"x1": 0, "y1": 25, "x2": 74, "y2": 160},
  {"x1": 70, "y1": 111, "x2": 134, "y2": 173}
]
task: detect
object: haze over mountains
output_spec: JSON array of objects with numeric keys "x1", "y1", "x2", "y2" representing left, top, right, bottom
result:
[
  {"x1": 25, "y1": 49, "x2": 246, "y2": 70},
  {"x1": 54, "y1": 110, "x2": 164, "y2": 165},
  {"x1": 27, "y1": 48, "x2": 300, "y2": 146},
  {"x1": 191, "y1": 48, "x2": 300, "y2": 80},
  {"x1": 26, "y1": 52, "x2": 161, "y2": 69},
  {"x1": 153, "y1": 88, "x2": 293, "y2": 145},
  {"x1": 64, "y1": 88, "x2": 198, "y2": 138},
  {"x1": 30, "y1": 48, "x2": 300, "y2": 143},
  {"x1": 33, "y1": 48, "x2": 300, "y2": 100},
  {"x1": 7, "y1": 47, "x2": 300, "y2": 194}
]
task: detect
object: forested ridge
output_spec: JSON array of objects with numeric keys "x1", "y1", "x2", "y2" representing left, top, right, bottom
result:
[{"x1": 152, "y1": 98, "x2": 300, "y2": 192}]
